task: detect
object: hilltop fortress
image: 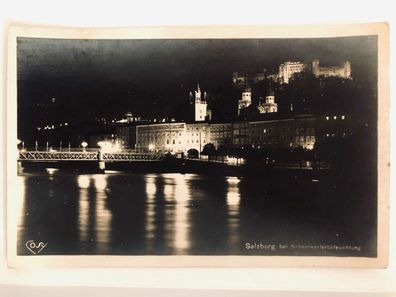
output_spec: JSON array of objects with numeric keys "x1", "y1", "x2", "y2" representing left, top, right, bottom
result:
[{"x1": 233, "y1": 59, "x2": 351, "y2": 85}]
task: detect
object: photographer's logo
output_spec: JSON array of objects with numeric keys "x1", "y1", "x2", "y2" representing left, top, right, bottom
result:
[{"x1": 25, "y1": 240, "x2": 48, "y2": 254}]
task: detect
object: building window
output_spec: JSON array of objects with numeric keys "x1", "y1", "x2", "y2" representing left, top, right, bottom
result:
[
  {"x1": 341, "y1": 115, "x2": 345, "y2": 120},
  {"x1": 173, "y1": 140, "x2": 175, "y2": 144},
  {"x1": 196, "y1": 140, "x2": 199, "y2": 143}
]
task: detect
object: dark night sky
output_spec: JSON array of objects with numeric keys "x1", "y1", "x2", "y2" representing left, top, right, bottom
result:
[{"x1": 17, "y1": 36, "x2": 377, "y2": 126}]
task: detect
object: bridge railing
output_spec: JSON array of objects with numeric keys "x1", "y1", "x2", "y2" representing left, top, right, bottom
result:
[{"x1": 18, "y1": 149, "x2": 165, "y2": 161}]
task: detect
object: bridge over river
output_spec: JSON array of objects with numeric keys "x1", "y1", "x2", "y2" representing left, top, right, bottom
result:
[
  {"x1": 18, "y1": 150, "x2": 164, "y2": 162},
  {"x1": 17, "y1": 149, "x2": 165, "y2": 172}
]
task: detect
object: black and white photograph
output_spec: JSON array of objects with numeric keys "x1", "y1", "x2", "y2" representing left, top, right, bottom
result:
[{"x1": 6, "y1": 24, "x2": 389, "y2": 267}]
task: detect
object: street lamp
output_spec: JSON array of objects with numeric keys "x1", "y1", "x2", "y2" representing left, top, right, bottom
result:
[
  {"x1": 17, "y1": 139, "x2": 24, "y2": 151},
  {"x1": 81, "y1": 141, "x2": 88, "y2": 152}
]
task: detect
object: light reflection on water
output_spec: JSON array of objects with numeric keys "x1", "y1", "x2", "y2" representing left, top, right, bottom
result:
[
  {"x1": 93, "y1": 174, "x2": 111, "y2": 254},
  {"x1": 16, "y1": 176, "x2": 26, "y2": 232},
  {"x1": 77, "y1": 175, "x2": 90, "y2": 245},
  {"x1": 17, "y1": 172, "x2": 243, "y2": 255},
  {"x1": 16, "y1": 170, "x2": 373, "y2": 257},
  {"x1": 77, "y1": 174, "x2": 111, "y2": 254},
  {"x1": 144, "y1": 174, "x2": 157, "y2": 251},
  {"x1": 226, "y1": 177, "x2": 241, "y2": 251},
  {"x1": 170, "y1": 173, "x2": 191, "y2": 253}
]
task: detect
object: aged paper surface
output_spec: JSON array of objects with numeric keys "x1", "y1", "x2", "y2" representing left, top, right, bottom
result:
[{"x1": 6, "y1": 23, "x2": 389, "y2": 267}]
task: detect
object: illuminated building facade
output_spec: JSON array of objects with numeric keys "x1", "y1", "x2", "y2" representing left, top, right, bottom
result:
[
  {"x1": 233, "y1": 60, "x2": 352, "y2": 86},
  {"x1": 135, "y1": 115, "x2": 316, "y2": 153},
  {"x1": 238, "y1": 87, "x2": 252, "y2": 115},
  {"x1": 278, "y1": 61, "x2": 306, "y2": 84},
  {"x1": 312, "y1": 60, "x2": 351, "y2": 79},
  {"x1": 190, "y1": 83, "x2": 208, "y2": 122},
  {"x1": 257, "y1": 88, "x2": 278, "y2": 114},
  {"x1": 136, "y1": 122, "x2": 186, "y2": 152},
  {"x1": 185, "y1": 123, "x2": 210, "y2": 153}
]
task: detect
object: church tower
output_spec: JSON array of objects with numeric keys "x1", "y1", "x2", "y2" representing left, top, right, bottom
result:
[
  {"x1": 193, "y1": 83, "x2": 207, "y2": 121},
  {"x1": 238, "y1": 86, "x2": 252, "y2": 115},
  {"x1": 258, "y1": 86, "x2": 278, "y2": 114}
]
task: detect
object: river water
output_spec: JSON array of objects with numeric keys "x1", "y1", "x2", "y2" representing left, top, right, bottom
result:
[{"x1": 16, "y1": 169, "x2": 375, "y2": 256}]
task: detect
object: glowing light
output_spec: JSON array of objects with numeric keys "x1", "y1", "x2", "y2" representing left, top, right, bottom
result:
[
  {"x1": 148, "y1": 144, "x2": 155, "y2": 152},
  {"x1": 145, "y1": 176, "x2": 157, "y2": 198},
  {"x1": 17, "y1": 139, "x2": 21, "y2": 145},
  {"x1": 77, "y1": 175, "x2": 90, "y2": 189},
  {"x1": 164, "y1": 184, "x2": 173, "y2": 197},
  {"x1": 173, "y1": 174, "x2": 190, "y2": 252},
  {"x1": 98, "y1": 141, "x2": 122, "y2": 153},
  {"x1": 46, "y1": 168, "x2": 58, "y2": 175},
  {"x1": 145, "y1": 175, "x2": 157, "y2": 250},
  {"x1": 81, "y1": 141, "x2": 88, "y2": 148},
  {"x1": 226, "y1": 177, "x2": 241, "y2": 247},
  {"x1": 333, "y1": 116, "x2": 337, "y2": 120},
  {"x1": 78, "y1": 181, "x2": 89, "y2": 243},
  {"x1": 227, "y1": 156, "x2": 238, "y2": 165},
  {"x1": 94, "y1": 175, "x2": 111, "y2": 253},
  {"x1": 326, "y1": 116, "x2": 329, "y2": 120},
  {"x1": 341, "y1": 115, "x2": 345, "y2": 120},
  {"x1": 93, "y1": 174, "x2": 107, "y2": 191}
]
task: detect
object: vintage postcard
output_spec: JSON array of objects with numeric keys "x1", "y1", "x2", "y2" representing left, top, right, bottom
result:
[{"x1": 6, "y1": 23, "x2": 389, "y2": 267}]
